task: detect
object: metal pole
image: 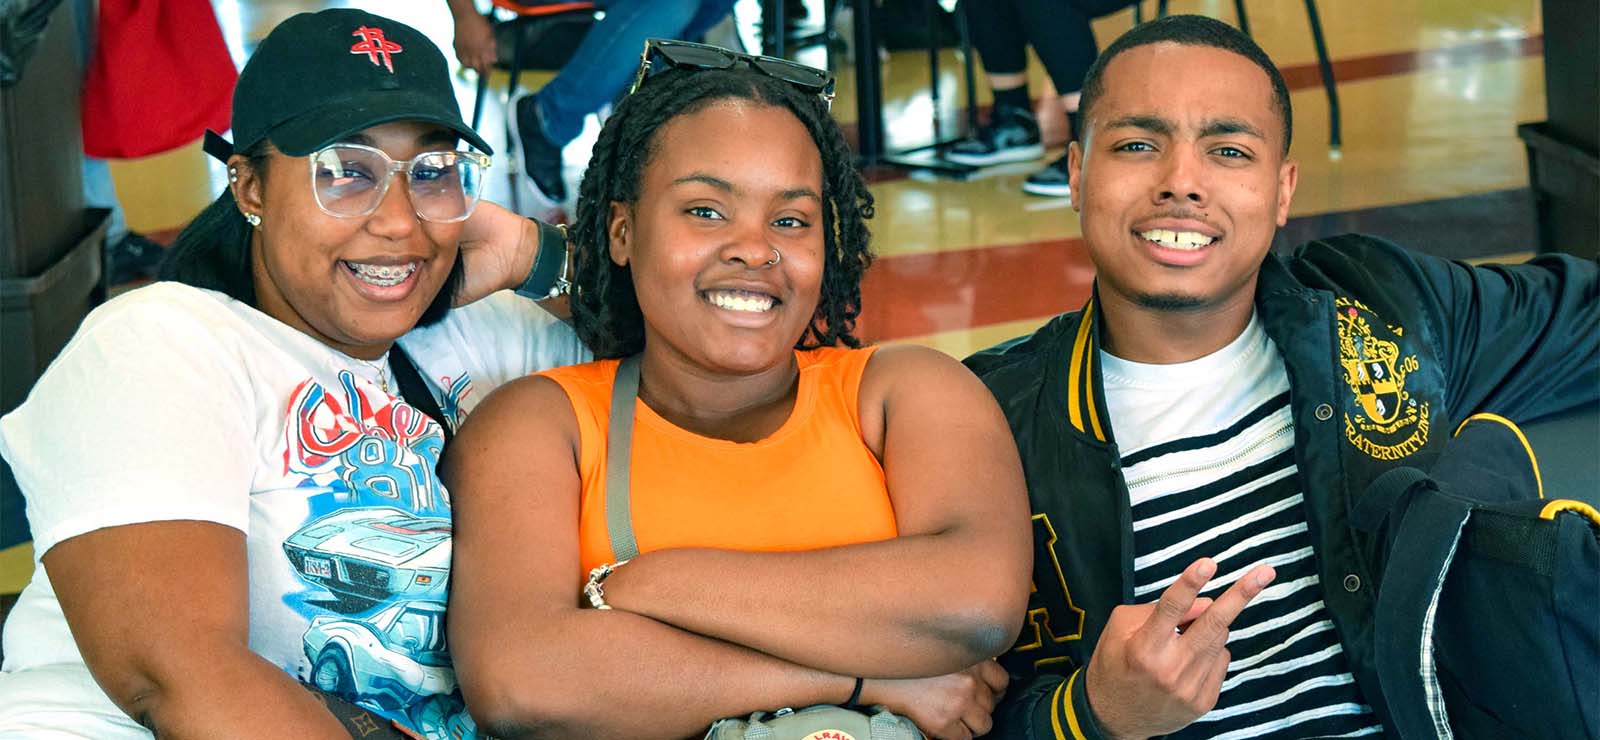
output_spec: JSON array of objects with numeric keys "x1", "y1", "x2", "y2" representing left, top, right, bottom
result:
[
  {"x1": 852, "y1": 0, "x2": 884, "y2": 164},
  {"x1": 1303, "y1": 0, "x2": 1341, "y2": 152},
  {"x1": 955, "y1": 2, "x2": 978, "y2": 134}
]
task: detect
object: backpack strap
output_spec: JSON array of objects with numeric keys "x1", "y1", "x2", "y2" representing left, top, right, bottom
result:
[
  {"x1": 1367, "y1": 469, "x2": 1470, "y2": 740},
  {"x1": 605, "y1": 355, "x2": 643, "y2": 561},
  {"x1": 390, "y1": 343, "x2": 453, "y2": 448}
]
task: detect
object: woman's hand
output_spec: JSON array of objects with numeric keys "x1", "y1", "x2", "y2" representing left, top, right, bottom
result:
[
  {"x1": 861, "y1": 660, "x2": 1009, "y2": 740},
  {"x1": 456, "y1": 201, "x2": 537, "y2": 306}
]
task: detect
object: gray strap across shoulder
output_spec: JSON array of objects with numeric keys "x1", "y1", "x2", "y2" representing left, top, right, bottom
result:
[{"x1": 605, "y1": 355, "x2": 643, "y2": 561}]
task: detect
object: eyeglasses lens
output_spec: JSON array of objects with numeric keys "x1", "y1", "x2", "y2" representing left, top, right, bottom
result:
[
  {"x1": 312, "y1": 147, "x2": 386, "y2": 217},
  {"x1": 410, "y1": 151, "x2": 484, "y2": 223}
]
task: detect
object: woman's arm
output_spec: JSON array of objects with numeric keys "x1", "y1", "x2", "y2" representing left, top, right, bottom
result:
[
  {"x1": 44, "y1": 521, "x2": 347, "y2": 738},
  {"x1": 0, "y1": 296, "x2": 358, "y2": 737},
  {"x1": 444, "y1": 376, "x2": 1004, "y2": 739},
  {"x1": 598, "y1": 345, "x2": 1033, "y2": 677}
]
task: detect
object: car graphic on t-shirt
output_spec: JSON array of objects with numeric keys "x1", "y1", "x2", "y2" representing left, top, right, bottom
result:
[
  {"x1": 302, "y1": 600, "x2": 456, "y2": 713},
  {"x1": 283, "y1": 506, "x2": 451, "y2": 612}
]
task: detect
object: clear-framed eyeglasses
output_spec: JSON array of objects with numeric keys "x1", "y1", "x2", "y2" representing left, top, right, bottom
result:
[{"x1": 308, "y1": 143, "x2": 491, "y2": 223}]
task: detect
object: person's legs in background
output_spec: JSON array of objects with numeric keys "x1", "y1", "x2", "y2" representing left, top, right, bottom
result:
[
  {"x1": 73, "y1": 0, "x2": 163, "y2": 284},
  {"x1": 1018, "y1": 0, "x2": 1097, "y2": 198},
  {"x1": 513, "y1": 0, "x2": 737, "y2": 203},
  {"x1": 946, "y1": 0, "x2": 1044, "y2": 167}
]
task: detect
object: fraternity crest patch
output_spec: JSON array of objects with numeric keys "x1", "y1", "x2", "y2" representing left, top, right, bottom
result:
[{"x1": 1337, "y1": 297, "x2": 1429, "y2": 459}]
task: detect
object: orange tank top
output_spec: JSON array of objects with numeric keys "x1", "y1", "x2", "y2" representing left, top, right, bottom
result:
[{"x1": 539, "y1": 347, "x2": 897, "y2": 576}]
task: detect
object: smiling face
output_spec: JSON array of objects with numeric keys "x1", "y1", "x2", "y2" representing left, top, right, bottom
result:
[
  {"x1": 1068, "y1": 42, "x2": 1298, "y2": 316},
  {"x1": 239, "y1": 121, "x2": 464, "y2": 360},
  {"x1": 608, "y1": 99, "x2": 826, "y2": 375}
]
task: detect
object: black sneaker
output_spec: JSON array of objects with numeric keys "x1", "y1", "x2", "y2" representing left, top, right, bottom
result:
[
  {"x1": 1022, "y1": 152, "x2": 1072, "y2": 200},
  {"x1": 512, "y1": 92, "x2": 566, "y2": 202},
  {"x1": 105, "y1": 232, "x2": 166, "y2": 286},
  {"x1": 945, "y1": 104, "x2": 1043, "y2": 166}
]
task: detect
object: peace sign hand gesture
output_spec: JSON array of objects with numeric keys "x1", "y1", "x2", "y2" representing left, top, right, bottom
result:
[{"x1": 1084, "y1": 557, "x2": 1276, "y2": 740}]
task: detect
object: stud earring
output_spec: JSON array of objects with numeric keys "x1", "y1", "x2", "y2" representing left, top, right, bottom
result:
[
  {"x1": 228, "y1": 167, "x2": 238, "y2": 183},
  {"x1": 244, "y1": 213, "x2": 261, "y2": 227}
]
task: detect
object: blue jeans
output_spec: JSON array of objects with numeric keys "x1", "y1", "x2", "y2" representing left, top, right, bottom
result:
[{"x1": 532, "y1": 0, "x2": 736, "y2": 145}]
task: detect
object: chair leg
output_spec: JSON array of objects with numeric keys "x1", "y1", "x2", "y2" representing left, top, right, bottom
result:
[
  {"x1": 824, "y1": 0, "x2": 839, "y2": 69},
  {"x1": 470, "y1": 10, "x2": 497, "y2": 133},
  {"x1": 1302, "y1": 0, "x2": 1341, "y2": 152},
  {"x1": 926, "y1": 0, "x2": 945, "y2": 143},
  {"x1": 1157, "y1": 0, "x2": 1169, "y2": 18},
  {"x1": 506, "y1": 35, "x2": 529, "y2": 213},
  {"x1": 955, "y1": 4, "x2": 979, "y2": 134},
  {"x1": 1234, "y1": 0, "x2": 1251, "y2": 37},
  {"x1": 472, "y1": 73, "x2": 490, "y2": 133},
  {"x1": 1133, "y1": 1, "x2": 1142, "y2": 25},
  {"x1": 764, "y1": 0, "x2": 787, "y2": 57}
]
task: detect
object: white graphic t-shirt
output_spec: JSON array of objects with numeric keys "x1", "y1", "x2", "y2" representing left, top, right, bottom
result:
[{"x1": 0, "y1": 282, "x2": 588, "y2": 738}]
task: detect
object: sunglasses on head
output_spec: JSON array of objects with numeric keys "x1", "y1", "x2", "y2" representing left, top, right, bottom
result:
[{"x1": 628, "y1": 39, "x2": 836, "y2": 111}]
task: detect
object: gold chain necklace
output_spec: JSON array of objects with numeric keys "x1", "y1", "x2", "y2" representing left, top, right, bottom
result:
[{"x1": 355, "y1": 354, "x2": 391, "y2": 394}]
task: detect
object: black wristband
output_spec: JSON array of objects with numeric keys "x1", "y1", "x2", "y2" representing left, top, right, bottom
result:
[
  {"x1": 846, "y1": 677, "x2": 864, "y2": 709},
  {"x1": 514, "y1": 219, "x2": 570, "y2": 300}
]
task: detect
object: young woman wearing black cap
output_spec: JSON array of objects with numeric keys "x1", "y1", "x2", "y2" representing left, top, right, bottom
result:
[{"x1": 0, "y1": 10, "x2": 584, "y2": 738}]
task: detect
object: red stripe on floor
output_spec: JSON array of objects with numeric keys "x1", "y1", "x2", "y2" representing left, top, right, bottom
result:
[
  {"x1": 858, "y1": 237, "x2": 1095, "y2": 342},
  {"x1": 1279, "y1": 34, "x2": 1543, "y2": 91}
]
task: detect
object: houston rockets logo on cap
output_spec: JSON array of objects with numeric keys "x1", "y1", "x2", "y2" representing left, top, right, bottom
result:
[{"x1": 350, "y1": 25, "x2": 403, "y2": 73}]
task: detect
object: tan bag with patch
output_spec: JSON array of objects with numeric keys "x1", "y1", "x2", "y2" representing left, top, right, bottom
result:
[{"x1": 704, "y1": 705, "x2": 923, "y2": 740}]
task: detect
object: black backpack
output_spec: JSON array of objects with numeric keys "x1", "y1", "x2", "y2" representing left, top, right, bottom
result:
[{"x1": 1355, "y1": 414, "x2": 1599, "y2": 739}]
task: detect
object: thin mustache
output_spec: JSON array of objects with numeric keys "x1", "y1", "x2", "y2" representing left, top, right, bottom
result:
[{"x1": 1144, "y1": 209, "x2": 1212, "y2": 223}]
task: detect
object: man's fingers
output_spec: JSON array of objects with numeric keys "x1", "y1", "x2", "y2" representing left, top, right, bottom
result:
[
  {"x1": 1146, "y1": 558, "x2": 1216, "y2": 635},
  {"x1": 1185, "y1": 564, "x2": 1275, "y2": 648},
  {"x1": 1178, "y1": 597, "x2": 1214, "y2": 631}
]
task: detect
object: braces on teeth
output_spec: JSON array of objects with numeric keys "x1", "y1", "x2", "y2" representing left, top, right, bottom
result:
[{"x1": 348, "y1": 262, "x2": 416, "y2": 286}]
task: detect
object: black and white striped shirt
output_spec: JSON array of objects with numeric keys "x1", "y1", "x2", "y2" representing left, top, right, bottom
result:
[{"x1": 1101, "y1": 313, "x2": 1383, "y2": 739}]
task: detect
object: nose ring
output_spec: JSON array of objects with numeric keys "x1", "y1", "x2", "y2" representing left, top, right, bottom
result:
[{"x1": 765, "y1": 248, "x2": 782, "y2": 267}]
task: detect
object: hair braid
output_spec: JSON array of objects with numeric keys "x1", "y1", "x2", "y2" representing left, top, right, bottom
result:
[{"x1": 568, "y1": 67, "x2": 875, "y2": 359}]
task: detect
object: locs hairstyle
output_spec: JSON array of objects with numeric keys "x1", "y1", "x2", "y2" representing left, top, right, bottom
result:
[
  {"x1": 1078, "y1": 14, "x2": 1294, "y2": 155},
  {"x1": 568, "y1": 67, "x2": 875, "y2": 359}
]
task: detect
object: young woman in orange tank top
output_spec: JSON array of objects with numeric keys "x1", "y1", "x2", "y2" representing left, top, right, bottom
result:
[{"x1": 445, "y1": 45, "x2": 1032, "y2": 740}]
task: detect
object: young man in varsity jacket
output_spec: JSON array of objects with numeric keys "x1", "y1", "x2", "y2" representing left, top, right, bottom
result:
[{"x1": 963, "y1": 14, "x2": 1599, "y2": 740}]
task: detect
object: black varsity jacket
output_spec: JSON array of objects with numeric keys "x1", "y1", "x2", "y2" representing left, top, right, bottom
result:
[{"x1": 962, "y1": 234, "x2": 1599, "y2": 739}]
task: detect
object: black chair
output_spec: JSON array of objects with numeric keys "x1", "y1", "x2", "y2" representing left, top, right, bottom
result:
[{"x1": 762, "y1": 0, "x2": 982, "y2": 174}]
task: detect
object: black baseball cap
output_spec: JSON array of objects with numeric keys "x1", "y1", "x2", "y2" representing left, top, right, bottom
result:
[{"x1": 204, "y1": 8, "x2": 491, "y2": 161}]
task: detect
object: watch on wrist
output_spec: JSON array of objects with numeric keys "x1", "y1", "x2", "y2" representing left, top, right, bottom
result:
[{"x1": 515, "y1": 220, "x2": 572, "y2": 300}]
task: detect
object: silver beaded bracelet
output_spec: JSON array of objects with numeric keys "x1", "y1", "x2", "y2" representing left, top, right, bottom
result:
[{"x1": 582, "y1": 559, "x2": 629, "y2": 610}]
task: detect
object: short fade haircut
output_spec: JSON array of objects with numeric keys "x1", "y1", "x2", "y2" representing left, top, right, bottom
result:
[{"x1": 1078, "y1": 14, "x2": 1293, "y2": 155}]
